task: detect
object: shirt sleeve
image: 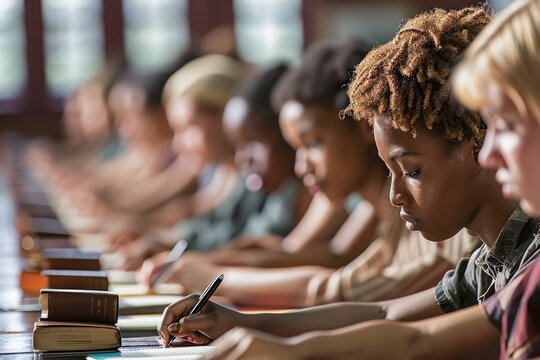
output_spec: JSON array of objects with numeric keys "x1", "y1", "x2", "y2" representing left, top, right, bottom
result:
[{"x1": 435, "y1": 246, "x2": 485, "y2": 313}]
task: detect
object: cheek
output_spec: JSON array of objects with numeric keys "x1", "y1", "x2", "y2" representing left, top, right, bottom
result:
[
  {"x1": 181, "y1": 128, "x2": 206, "y2": 153},
  {"x1": 253, "y1": 144, "x2": 272, "y2": 171},
  {"x1": 412, "y1": 171, "x2": 475, "y2": 234},
  {"x1": 517, "y1": 140, "x2": 540, "y2": 192}
]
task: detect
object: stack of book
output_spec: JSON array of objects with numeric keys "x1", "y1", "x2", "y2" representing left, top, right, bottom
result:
[{"x1": 33, "y1": 289, "x2": 121, "y2": 352}]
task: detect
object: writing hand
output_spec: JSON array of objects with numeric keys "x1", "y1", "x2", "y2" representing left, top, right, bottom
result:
[{"x1": 158, "y1": 294, "x2": 245, "y2": 346}]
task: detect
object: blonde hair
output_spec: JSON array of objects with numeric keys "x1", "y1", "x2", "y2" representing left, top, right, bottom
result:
[
  {"x1": 162, "y1": 54, "x2": 244, "y2": 112},
  {"x1": 453, "y1": 0, "x2": 540, "y2": 121}
]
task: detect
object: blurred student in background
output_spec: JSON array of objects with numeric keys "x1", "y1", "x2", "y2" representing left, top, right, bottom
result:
[
  {"x1": 138, "y1": 64, "x2": 318, "y2": 281},
  {"x1": 111, "y1": 55, "x2": 308, "y2": 270}
]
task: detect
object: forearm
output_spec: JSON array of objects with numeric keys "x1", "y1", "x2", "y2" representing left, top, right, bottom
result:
[
  {"x1": 241, "y1": 301, "x2": 386, "y2": 337},
  {"x1": 412, "y1": 305, "x2": 499, "y2": 360},
  {"x1": 104, "y1": 173, "x2": 198, "y2": 213},
  {"x1": 288, "y1": 306, "x2": 498, "y2": 360},
  {"x1": 292, "y1": 319, "x2": 421, "y2": 360},
  {"x1": 213, "y1": 246, "x2": 349, "y2": 268},
  {"x1": 143, "y1": 196, "x2": 195, "y2": 228},
  {"x1": 217, "y1": 266, "x2": 324, "y2": 308}
]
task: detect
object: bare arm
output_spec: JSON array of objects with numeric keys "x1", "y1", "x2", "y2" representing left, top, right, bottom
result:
[
  {"x1": 290, "y1": 305, "x2": 499, "y2": 360},
  {"x1": 100, "y1": 157, "x2": 199, "y2": 213},
  {"x1": 158, "y1": 287, "x2": 442, "y2": 345},
  {"x1": 203, "y1": 305, "x2": 499, "y2": 360},
  {"x1": 202, "y1": 194, "x2": 372, "y2": 268},
  {"x1": 278, "y1": 193, "x2": 349, "y2": 252},
  {"x1": 209, "y1": 243, "x2": 355, "y2": 268}
]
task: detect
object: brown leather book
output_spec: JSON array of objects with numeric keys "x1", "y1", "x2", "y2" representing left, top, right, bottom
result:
[
  {"x1": 40, "y1": 289, "x2": 118, "y2": 324},
  {"x1": 19, "y1": 270, "x2": 47, "y2": 294},
  {"x1": 32, "y1": 320, "x2": 121, "y2": 352},
  {"x1": 42, "y1": 248, "x2": 101, "y2": 271},
  {"x1": 42, "y1": 270, "x2": 109, "y2": 291},
  {"x1": 16, "y1": 214, "x2": 70, "y2": 238}
]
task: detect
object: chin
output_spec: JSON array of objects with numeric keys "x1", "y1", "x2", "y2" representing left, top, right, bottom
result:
[{"x1": 419, "y1": 230, "x2": 454, "y2": 243}]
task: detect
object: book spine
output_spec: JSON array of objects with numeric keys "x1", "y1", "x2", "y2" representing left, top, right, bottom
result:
[{"x1": 46, "y1": 292, "x2": 118, "y2": 324}]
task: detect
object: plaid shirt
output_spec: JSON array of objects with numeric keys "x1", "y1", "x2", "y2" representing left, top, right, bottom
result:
[
  {"x1": 483, "y1": 256, "x2": 540, "y2": 359},
  {"x1": 436, "y1": 207, "x2": 540, "y2": 313}
]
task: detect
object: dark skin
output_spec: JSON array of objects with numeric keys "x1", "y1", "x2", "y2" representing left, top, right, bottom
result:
[
  {"x1": 142, "y1": 101, "x2": 385, "y2": 277},
  {"x1": 158, "y1": 114, "x2": 517, "y2": 346},
  {"x1": 223, "y1": 97, "x2": 297, "y2": 194}
]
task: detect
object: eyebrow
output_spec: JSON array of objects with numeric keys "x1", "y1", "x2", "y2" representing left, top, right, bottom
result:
[{"x1": 390, "y1": 150, "x2": 421, "y2": 161}]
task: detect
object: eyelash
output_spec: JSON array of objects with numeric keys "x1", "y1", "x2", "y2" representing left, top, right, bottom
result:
[
  {"x1": 403, "y1": 169, "x2": 421, "y2": 179},
  {"x1": 308, "y1": 139, "x2": 322, "y2": 148}
]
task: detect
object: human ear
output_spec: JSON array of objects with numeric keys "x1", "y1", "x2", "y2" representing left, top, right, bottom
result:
[{"x1": 358, "y1": 120, "x2": 376, "y2": 144}]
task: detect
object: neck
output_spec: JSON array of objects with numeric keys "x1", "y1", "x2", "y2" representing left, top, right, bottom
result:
[
  {"x1": 466, "y1": 175, "x2": 518, "y2": 248},
  {"x1": 356, "y1": 159, "x2": 388, "y2": 212}
]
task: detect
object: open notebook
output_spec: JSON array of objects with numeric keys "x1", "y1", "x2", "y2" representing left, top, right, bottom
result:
[{"x1": 87, "y1": 346, "x2": 212, "y2": 359}]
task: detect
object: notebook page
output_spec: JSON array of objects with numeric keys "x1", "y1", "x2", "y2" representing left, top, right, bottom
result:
[
  {"x1": 87, "y1": 346, "x2": 212, "y2": 359},
  {"x1": 96, "y1": 356, "x2": 201, "y2": 360}
]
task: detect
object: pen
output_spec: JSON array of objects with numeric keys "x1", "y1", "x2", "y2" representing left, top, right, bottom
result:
[
  {"x1": 166, "y1": 273, "x2": 224, "y2": 347},
  {"x1": 149, "y1": 239, "x2": 188, "y2": 288}
]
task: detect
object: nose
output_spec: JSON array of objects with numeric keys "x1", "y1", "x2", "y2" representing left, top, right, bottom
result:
[
  {"x1": 172, "y1": 132, "x2": 185, "y2": 154},
  {"x1": 234, "y1": 146, "x2": 252, "y2": 169},
  {"x1": 294, "y1": 148, "x2": 312, "y2": 178},
  {"x1": 389, "y1": 174, "x2": 410, "y2": 207},
  {"x1": 478, "y1": 128, "x2": 506, "y2": 170}
]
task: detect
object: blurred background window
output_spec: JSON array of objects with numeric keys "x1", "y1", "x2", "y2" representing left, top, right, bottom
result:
[
  {"x1": 0, "y1": 0, "x2": 26, "y2": 100},
  {"x1": 42, "y1": 0, "x2": 105, "y2": 97},
  {"x1": 123, "y1": 0, "x2": 189, "y2": 73},
  {"x1": 489, "y1": 0, "x2": 515, "y2": 11},
  {"x1": 234, "y1": 0, "x2": 303, "y2": 68},
  {"x1": 1, "y1": 0, "x2": 515, "y2": 136},
  {"x1": 317, "y1": 2, "x2": 412, "y2": 44}
]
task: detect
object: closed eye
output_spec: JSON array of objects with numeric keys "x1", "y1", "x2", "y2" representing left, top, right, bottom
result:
[{"x1": 403, "y1": 169, "x2": 421, "y2": 179}]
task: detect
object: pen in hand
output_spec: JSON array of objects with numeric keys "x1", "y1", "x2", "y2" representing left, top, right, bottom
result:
[
  {"x1": 149, "y1": 239, "x2": 188, "y2": 288},
  {"x1": 165, "y1": 273, "x2": 224, "y2": 347}
]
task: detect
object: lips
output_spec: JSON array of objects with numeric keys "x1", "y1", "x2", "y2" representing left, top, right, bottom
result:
[
  {"x1": 307, "y1": 184, "x2": 322, "y2": 195},
  {"x1": 400, "y1": 211, "x2": 422, "y2": 231},
  {"x1": 303, "y1": 175, "x2": 325, "y2": 195},
  {"x1": 495, "y1": 171, "x2": 520, "y2": 199}
]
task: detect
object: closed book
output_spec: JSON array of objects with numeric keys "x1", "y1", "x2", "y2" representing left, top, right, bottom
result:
[
  {"x1": 17, "y1": 215, "x2": 70, "y2": 237},
  {"x1": 42, "y1": 248, "x2": 102, "y2": 270},
  {"x1": 32, "y1": 320, "x2": 121, "y2": 352},
  {"x1": 20, "y1": 270, "x2": 48, "y2": 294},
  {"x1": 42, "y1": 270, "x2": 109, "y2": 291},
  {"x1": 40, "y1": 289, "x2": 118, "y2": 324}
]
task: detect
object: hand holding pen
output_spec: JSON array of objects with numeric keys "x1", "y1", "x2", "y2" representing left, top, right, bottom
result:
[
  {"x1": 148, "y1": 239, "x2": 188, "y2": 288},
  {"x1": 159, "y1": 274, "x2": 225, "y2": 347}
]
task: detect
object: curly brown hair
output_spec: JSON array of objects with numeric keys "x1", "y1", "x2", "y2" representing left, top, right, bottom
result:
[{"x1": 343, "y1": 6, "x2": 492, "y2": 142}]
